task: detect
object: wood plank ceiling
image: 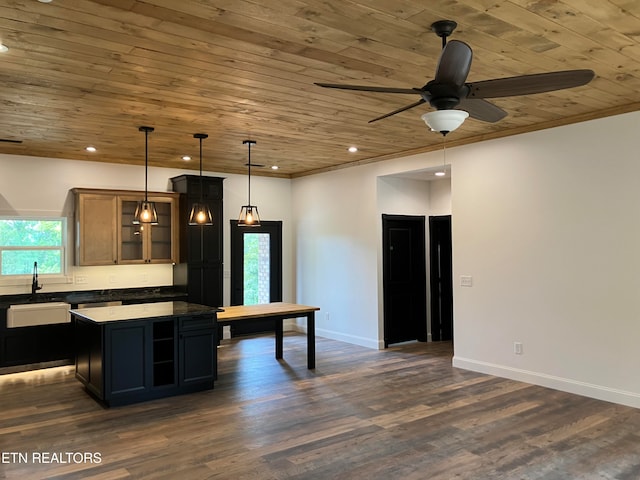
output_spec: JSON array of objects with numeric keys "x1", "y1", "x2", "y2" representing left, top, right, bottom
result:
[{"x1": 1, "y1": 0, "x2": 639, "y2": 178}]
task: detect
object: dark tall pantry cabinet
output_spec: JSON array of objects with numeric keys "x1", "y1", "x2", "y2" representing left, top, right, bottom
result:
[{"x1": 171, "y1": 175, "x2": 224, "y2": 307}]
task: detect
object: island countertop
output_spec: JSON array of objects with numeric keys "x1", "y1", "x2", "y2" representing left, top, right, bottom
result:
[{"x1": 70, "y1": 301, "x2": 222, "y2": 323}]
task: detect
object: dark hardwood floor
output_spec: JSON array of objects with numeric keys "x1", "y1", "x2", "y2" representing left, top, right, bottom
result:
[{"x1": 1, "y1": 334, "x2": 640, "y2": 479}]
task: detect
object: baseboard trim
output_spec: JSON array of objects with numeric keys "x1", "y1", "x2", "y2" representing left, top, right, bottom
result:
[
  {"x1": 291, "y1": 323, "x2": 380, "y2": 350},
  {"x1": 453, "y1": 356, "x2": 640, "y2": 409}
]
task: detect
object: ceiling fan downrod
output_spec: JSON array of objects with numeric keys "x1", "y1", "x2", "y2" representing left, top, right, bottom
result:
[{"x1": 431, "y1": 20, "x2": 457, "y2": 49}]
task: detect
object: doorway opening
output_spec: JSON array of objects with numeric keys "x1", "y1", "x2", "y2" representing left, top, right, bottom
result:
[
  {"x1": 382, "y1": 214, "x2": 427, "y2": 347},
  {"x1": 230, "y1": 220, "x2": 282, "y2": 336},
  {"x1": 429, "y1": 215, "x2": 453, "y2": 341}
]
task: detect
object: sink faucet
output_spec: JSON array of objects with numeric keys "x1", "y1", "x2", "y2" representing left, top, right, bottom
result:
[{"x1": 32, "y1": 261, "x2": 42, "y2": 296}]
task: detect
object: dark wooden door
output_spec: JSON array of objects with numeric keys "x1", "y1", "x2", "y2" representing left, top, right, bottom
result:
[
  {"x1": 105, "y1": 321, "x2": 150, "y2": 400},
  {"x1": 230, "y1": 220, "x2": 282, "y2": 336},
  {"x1": 171, "y1": 175, "x2": 224, "y2": 308},
  {"x1": 429, "y1": 215, "x2": 453, "y2": 341},
  {"x1": 187, "y1": 262, "x2": 223, "y2": 307},
  {"x1": 179, "y1": 329, "x2": 216, "y2": 386},
  {"x1": 382, "y1": 215, "x2": 427, "y2": 347}
]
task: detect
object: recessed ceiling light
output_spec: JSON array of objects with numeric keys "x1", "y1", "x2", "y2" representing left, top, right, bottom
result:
[
  {"x1": 271, "y1": 165, "x2": 279, "y2": 170},
  {"x1": 85, "y1": 146, "x2": 96, "y2": 152},
  {"x1": 435, "y1": 171, "x2": 446, "y2": 177},
  {"x1": 348, "y1": 146, "x2": 358, "y2": 153},
  {"x1": 38, "y1": 0, "x2": 53, "y2": 3},
  {"x1": 182, "y1": 155, "x2": 191, "y2": 161},
  {"x1": 0, "y1": 44, "x2": 8, "y2": 53}
]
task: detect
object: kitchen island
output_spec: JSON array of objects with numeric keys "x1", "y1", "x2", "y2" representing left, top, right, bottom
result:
[{"x1": 71, "y1": 301, "x2": 221, "y2": 407}]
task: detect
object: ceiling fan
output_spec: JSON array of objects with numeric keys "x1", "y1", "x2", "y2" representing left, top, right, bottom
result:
[{"x1": 315, "y1": 20, "x2": 595, "y2": 127}]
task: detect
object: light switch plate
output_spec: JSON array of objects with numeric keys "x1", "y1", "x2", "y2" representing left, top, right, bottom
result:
[{"x1": 460, "y1": 275, "x2": 473, "y2": 287}]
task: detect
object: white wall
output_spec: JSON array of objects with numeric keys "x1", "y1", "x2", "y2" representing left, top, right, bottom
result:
[
  {"x1": 293, "y1": 110, "x2": 640, "y2": 408},
  {"x1": 429, "y1": 178, "x2": 452, "y2": 216},
  {"x1": 0, "y1": 154, "x2": 294, "y2": 305},
  {"x1": 451, "y1": 111, "x2": 640, "y2": 408},
  {"x1": 292, "y1": 152, "x2": 453, "y2": 349}
]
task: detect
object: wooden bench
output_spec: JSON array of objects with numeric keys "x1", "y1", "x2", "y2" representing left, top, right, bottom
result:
[{"x1": 216, "y1": 302, "x2": 319, "y2": 369}]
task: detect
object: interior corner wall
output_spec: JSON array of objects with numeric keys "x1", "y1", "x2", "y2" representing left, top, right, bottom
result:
[
  {"x1": 451, "y1": 110, "x2": 640, "y2": 408},
  {"x1": 376, "y1": 176, "x2": 431, "y2": 343},
  {"x1": 292, "y1": 152, "x2": 450, "y2": 349},
  {"x1": 429, "y1": 178, "x2": 451, "y2": 216}
]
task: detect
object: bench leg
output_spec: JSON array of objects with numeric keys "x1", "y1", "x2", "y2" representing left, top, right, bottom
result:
[
  {"x1": 307, "y1": 312, "x2": 315, "y2": 369},
  {"x1": 275, "y1": 318, "x2": 283, "y2": 359}
]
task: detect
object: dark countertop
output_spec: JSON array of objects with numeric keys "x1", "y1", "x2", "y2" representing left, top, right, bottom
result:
[
  {"x1": 0, "y1": 286, "x2": 187, "y2": 309},
  {"x1": 71, "y1": 301, "x2": 221, "y2": 323}
]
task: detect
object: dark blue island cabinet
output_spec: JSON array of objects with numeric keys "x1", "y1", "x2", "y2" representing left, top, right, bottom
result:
[{"x1": 72, "y1": 301, "x2": 220, "y2": 407}]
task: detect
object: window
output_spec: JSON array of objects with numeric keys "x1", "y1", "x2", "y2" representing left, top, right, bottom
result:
[
  {"x1": 243, "y1": 232, "x2": 271, "y2": 305},
  {"x1": 0, "y1": 218, "x2": 66, "y2": 278}
]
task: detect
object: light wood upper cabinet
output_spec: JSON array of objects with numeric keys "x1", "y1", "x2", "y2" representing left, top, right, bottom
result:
[
  {"x1": 75, "y1": 192, "x2": 118, "y2": 266},
  {"x1": 74, "y1": 188, "x2": 179, "y2": 266}
]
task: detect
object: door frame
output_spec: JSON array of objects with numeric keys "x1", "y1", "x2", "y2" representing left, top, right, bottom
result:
[
  {"x1": 382, "y1": 214, "x2": 427, "y2": 347},
  {"x1": 230, "y1": 220, "x2": 283, "y2": 306},
  {"x1": 429, "y1": 215, "x2": 453, "y2": 342}
]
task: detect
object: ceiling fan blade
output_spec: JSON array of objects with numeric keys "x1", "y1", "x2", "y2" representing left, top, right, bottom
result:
[
  {"x1": 315, "y1": 83, "x2": 419, "y2": 95},
  {"x1": 467, "y1": 69, "x2": 595, "y2": 98},
  {"x1": 434, "y1": 40, "x2": 473, "y2": 87},
  {"x1": 457, "y1": 98, "x2": 507, "y2": 123},
  {"x1": 369, "y1": 99, "x2": 426, "y2": 123}
]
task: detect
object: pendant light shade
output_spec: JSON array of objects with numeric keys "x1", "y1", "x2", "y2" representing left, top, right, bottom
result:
[
  {"x1": 238, "y1": 139, "x2": 261, "y2": 227},
  {"x1": 133, "y1": 126, "x2": 158, "y2": 225},
  {"x1": 188, "y1": 133, "x2": 213, "y2": 226},
  {"x1": 133, "y1": 201, "x2": 158, "y2": 224},
  {"x1": 238, "y1": 205, "x2": 260, "y2": 226}
]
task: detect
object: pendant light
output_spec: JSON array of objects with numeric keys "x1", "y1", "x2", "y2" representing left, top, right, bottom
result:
[
  {"x1": 238, "y1": 139, "x2": 260, "y2": 226},
  {"x1": 188, "y1": 133, "x2": 213, "y2": 225},
  {"x1": 133, "y1": 126, "x2": 158, "y2": 225}
]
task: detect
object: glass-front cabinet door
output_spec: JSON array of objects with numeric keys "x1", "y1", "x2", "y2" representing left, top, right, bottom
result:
[
  {"x1": 148, "y1": 199, "x2": 174, "y2": 263},
  {"x1": 118, "y1": 196, "x2": 176, "y2": 264},
  {"x1": 119, "y1": 198, "x2": 144, "y2": 263}
]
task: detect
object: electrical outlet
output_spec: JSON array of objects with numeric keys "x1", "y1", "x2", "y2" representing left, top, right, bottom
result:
[
  {"x1": 108, "y1": 275, "x2": 117, "y2": 284},
  {"x1": 514, "y1": 342, "x2": 523, "y2": 355}
]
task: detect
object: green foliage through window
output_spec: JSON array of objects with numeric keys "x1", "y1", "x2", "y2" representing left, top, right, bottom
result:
[
  {"x1": 243, "y1": 233, "x2": 270, "y2": 305},
  {"x1": 0, "y1": 219, "x2": 65, "y2": 276}
]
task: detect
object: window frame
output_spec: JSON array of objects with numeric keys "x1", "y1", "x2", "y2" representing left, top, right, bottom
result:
[{"x1": 0, "y1": 216, "x2": 71, "y2": 286}]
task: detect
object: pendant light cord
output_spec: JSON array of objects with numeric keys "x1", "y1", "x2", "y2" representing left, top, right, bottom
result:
[
  {"x1": 144, "y1": 129, "x2": 149, "y2": 202},
  {"x1": 443, "y1": 135, "x2": 446, "y2": 169},
  {"x1": 199, "y1": 136, "x2": 203, "y2": 202},
  {"x1": 243, "y1": 139, "x2": 256, "y2": 206},
  {"x1": 139, "y1": 126, "x2": 154, "y2": 203},
  {"x1": 247, "y1": 141, "x2": 251, "y2": 205}
]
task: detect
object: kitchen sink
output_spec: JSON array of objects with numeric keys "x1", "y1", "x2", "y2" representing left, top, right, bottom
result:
[{"x1": 7, "y1": 302, "x2": 71, "y2": 328}]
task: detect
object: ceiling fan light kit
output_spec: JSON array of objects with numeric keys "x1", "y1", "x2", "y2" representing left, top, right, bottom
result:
[{"x1": 422, "y1": 110, "x2": 469, "y2": 135}]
